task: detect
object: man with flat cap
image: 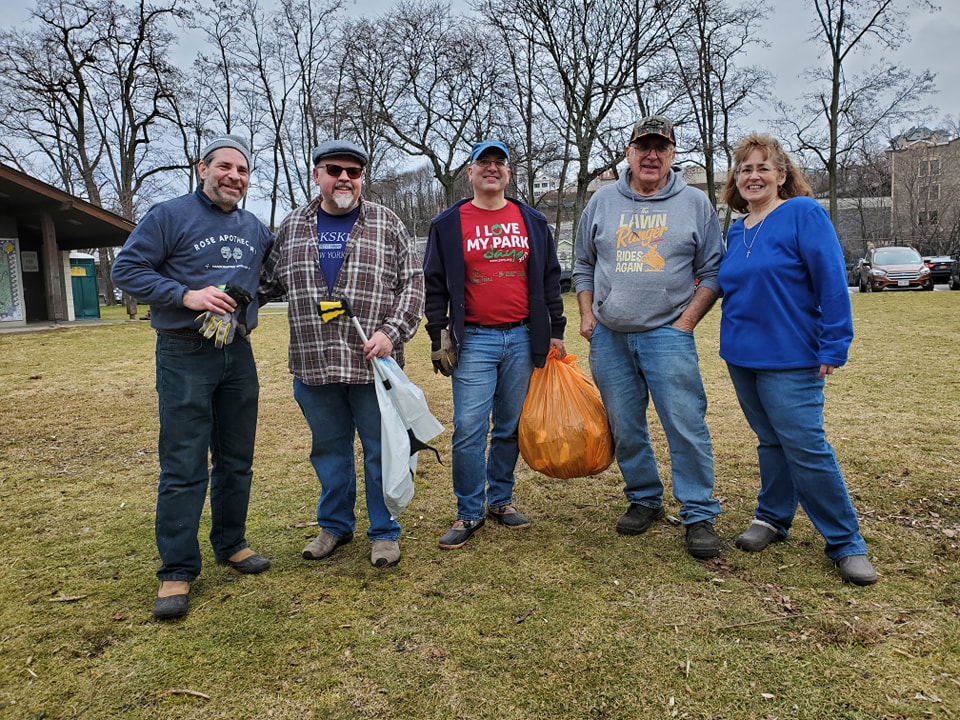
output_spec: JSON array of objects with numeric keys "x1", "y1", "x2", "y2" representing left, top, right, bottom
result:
[
  {"x1": 423, "y1": 139, "x2": 566, "y2": 550},
  {"x1": 113, "y1": 134, "x2": 274, "y2": 620},
  {"x1": 573, "y1": 115, "x2": 725, "y2": 559},
  {"x1": 259, "y1": 139, "x2": 423, "y2": 569}
]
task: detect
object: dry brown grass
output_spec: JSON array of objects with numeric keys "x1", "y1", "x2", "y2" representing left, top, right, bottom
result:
[{"x1": 0, "y1": 292, "x2": 958, "y2": 719}]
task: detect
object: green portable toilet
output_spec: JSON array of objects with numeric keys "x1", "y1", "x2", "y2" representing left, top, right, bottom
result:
[{"x1": 70, "y1": 255, "x2": 100, "y2": 319}]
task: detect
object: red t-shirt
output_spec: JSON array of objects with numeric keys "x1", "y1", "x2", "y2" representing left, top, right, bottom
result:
[{"x1": 459, "y1": 201, "x2": 530, "y2": 324}]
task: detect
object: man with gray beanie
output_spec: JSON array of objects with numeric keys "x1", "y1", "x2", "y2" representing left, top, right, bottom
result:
[
  {"x1": 259, "y1": 139, "x2": 424, "y2": 569},
  {"x1": 113, "y1": 133, "x2": 274, "y2": 620}
]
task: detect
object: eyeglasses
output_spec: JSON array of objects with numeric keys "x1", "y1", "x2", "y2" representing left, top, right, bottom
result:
[
  {"x1": 473, "y1": 157, "x2": 508, "y2": 168},
  {"x1": 318, "y1": 163, "x2": 363, "y2": 179},
  {"x1": 737, "y1": 164, "x2": 776, "y2": 176},
  {"x1": 630, "y1": 142, "x2": 673, "y2": 156}
]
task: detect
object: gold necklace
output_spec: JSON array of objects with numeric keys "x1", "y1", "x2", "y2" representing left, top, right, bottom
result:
[{"x1": 742, "y1": 214, "x2": 767, "y2": 258}]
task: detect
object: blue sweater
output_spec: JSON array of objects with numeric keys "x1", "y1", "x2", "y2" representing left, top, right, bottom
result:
[
  {"x1": 112, "y1": 188, "x2": 274, "y2": 332},
  {"x1": 423, "y1": 198, "x2": 566, "y2": 368},
  {"x1": 718, "y1": 196, "x2": 853, "y2": 369}
]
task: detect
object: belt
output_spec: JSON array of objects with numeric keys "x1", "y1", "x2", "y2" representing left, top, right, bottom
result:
[
  {"x1": 157, "y1": 328, "x2": 205, "y2": 341},
  {"x1": 158, "y1": 328, "x2": 250, "y2": 342},
  {"x1": 465, "y1": 319, "x2": 529, "y2": 330}
]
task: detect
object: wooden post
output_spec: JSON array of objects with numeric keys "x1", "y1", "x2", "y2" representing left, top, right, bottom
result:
[{"x1": 41, "y1": 211, "x2": 67, "y2": 321}]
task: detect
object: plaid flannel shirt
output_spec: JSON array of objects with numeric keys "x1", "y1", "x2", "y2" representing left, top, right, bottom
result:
[{"x1": 259, "y1": 196, "x2": 424, "y2": 385}]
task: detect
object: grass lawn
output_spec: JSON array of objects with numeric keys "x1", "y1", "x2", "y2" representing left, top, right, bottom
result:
[{"x1": 0, "y1": 292, "x2": 958, "y2": 719}]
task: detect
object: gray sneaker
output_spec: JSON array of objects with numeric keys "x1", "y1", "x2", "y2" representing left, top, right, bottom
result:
[
  {"x1": 615, "y1": 503, "x2": 665, "y2": 535},
  {"x1": 302, "y1": 530, "x2": 353, "y2": 560},
  {"x1": 685, "y1": 520, "x2": 721, "y2": 559},
  {"x1": 371, "y1": 539, "x2": 401, "y2": 568}
]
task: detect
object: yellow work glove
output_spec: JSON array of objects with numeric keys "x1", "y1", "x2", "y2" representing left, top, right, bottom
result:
[
  {"x1": 430, "y1": 328, "x2": 457, "y2": 376},
  {"x1": 195, "y1": 310, "x2": 238, "y2": 348}
]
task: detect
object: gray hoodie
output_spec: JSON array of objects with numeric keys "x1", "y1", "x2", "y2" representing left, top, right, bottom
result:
[{"x1": 573, "y1": 167, "x2": 723, "y2": 333}]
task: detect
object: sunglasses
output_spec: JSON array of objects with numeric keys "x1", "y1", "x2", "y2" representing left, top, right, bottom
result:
[{"x1": 318, "y1": 163, "x2": 363, "y2": 179}]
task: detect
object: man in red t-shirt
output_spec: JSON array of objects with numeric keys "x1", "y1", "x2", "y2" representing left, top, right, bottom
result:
[{"x1": 423, "y1": 140, "x2": 567, "y2": 549}]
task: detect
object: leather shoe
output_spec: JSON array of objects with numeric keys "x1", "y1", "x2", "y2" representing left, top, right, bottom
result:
[
  {"x1": 735, "y1": 521, "x2": 786, "y2": 553},
  {"x1": 303, "y1": 530, "x2": 353, "y2": 560},
  {"x1": 218, "y1": 552, "x2": 271, "y2": 574},
  {"x1": 616, "y1": 503, "x2": 665, "y2": 535},
  {"x1": 438, "y1": 518, "x2": 484, "y2": 549},
  {"x1": 153, "y1": 593, "x2": 189, "y2": 620},
  {"x1": 685, "y1": 520, "x2": 721, "y2": 559},
  {"x1": 371, "y1": 539, "x2": 401, "y2": 568},
  {"x1": 488, "y1": 504, "x2": 531, "y2": 529},
  {"x1": 837, "y1": 555, "x2": 878, "y2": 585}
]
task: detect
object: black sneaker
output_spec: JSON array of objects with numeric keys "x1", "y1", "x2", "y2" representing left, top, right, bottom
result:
[
  {"x1": 615, "y1": 503, "x2": 665, "y2": 535},
  {"x1": 685, "y1": 520, "x2": 721, "y2": 559},
  {"x1": 438, "y1": 519, "x2": 485, "y2": 550}
]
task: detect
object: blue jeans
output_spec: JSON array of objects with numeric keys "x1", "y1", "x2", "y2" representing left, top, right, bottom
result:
[
  {"x1": 588, "y1": 322, "x2": 720, "y2": 525},
  {"x1": 451, "y1": 325, "x2": 534, "y2": 521},
  {"x1": 155, "y1": 333, "x2": 259, "y2": 582},
  {"x1": 726, "y1": 363, "x2": 868, "y2": 560},
  {"x1": 293, "y1": 379, "x2": 400, "y2": 541}
]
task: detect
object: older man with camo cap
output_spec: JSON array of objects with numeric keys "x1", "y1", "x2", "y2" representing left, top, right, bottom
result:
[{"x1": 113, "y1": 133, "x2": 275, "y2": 620}]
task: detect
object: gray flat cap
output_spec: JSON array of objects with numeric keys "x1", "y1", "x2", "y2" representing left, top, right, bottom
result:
[
  {"x1": 312, "y1": 140, "x2": 369, "y2": 167},
  {"x1": 202, "y1": 134, "x2": 252, "y2": 166}
]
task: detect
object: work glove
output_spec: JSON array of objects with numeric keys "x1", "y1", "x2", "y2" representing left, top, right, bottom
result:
[
  {"x1": 194, "y1": 285, "x2": 252, "y2": 348},
  {"x1": 195, "y1": 309, "x2": 239, "y2": 347},
  {"x1": 431, "y1": 328, "x2": 457, "y2": 376}
]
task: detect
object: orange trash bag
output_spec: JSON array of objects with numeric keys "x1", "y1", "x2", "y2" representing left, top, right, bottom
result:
[{"x1": 518, "y1": 347, "x2": 614, "y2": 479}]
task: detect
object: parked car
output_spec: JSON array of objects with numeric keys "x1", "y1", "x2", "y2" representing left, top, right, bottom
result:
[
  {"x1": 949, "y1": 256, "x2": 960, "y2": 291},
  {"x1": 857, "y1": 246, "x2": 932, "y2": 292},
  {"x1": 922, "y1": 255, "x2": 953, "y2": 284},
  {"x1": 847, "y1": 259, "x2": 864, "y2": 287},
  {"x1": 559, "y1": 268, "x2": 573, "y2": 293}
]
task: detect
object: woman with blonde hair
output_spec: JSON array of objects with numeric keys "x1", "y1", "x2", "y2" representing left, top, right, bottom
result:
[{"x1": 717, "y1": 133, "x2": 876, "y2": 585}]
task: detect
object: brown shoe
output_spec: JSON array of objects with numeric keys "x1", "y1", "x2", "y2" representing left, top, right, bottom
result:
[
  {"x1": 302, "y1": 530, "x2": 353, "y2": 560},
  {"x1": 371, "y1": 540, "x2": 401, "y2": 568}
]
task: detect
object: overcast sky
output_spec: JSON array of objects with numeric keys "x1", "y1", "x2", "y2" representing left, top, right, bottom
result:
[{"x1": 3, "y1": 0, "x2": 957, "y2": 135}]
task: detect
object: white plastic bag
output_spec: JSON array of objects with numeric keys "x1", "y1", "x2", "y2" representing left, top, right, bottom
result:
[{"x1": 374, "y1": 356, "x2": 444, "y2": 518}]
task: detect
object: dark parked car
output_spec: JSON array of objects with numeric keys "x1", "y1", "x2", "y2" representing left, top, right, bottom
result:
[
  {"x1": 922, "y1": 255, "x2": 953, "y2": 285},
  {"x1": 857, "y1": 246, "x2": 932, "y2": 292},
  {"x1": 949, "y1": 256, "x2": 960, "y2": 291},
  {"x1": 848, "y1": 259, "x2": 865, "y2": 287},
  {"x1": 559, "y1": 268, "x2": 573, "y2": 293}
]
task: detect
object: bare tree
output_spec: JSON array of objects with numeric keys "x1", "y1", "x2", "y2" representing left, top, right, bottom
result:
[
  {"x1": 341, "y1": 1, "x2": 504, "y2": 206},
  {"x1": 666, "y1": 0, "x2": 771, "y2": 219},
  {"x1": 369, "y1": 164, "x2": 446, "y2": 241},
  {"x1": 780, "y1": 0, "x2": 937, "y2": 229},
  {"x1": 0, "y1": 0, "x2": 186, "y2": 220},
  {"x1": 474, "y1": 0, "x2": 678, "y2": 237}
]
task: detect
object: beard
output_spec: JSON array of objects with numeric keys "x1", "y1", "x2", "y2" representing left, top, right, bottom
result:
[{"x1": 330, "y1": 192, "x2": 357, "y2": 210}]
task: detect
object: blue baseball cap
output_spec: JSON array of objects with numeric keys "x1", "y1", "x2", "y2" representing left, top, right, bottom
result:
[{"x1": 469, "y1": 140, "x2": 510, "y2": 163}]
